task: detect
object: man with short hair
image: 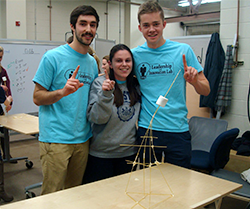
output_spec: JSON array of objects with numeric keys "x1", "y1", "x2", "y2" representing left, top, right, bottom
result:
[
  {"x1": 33, "y1": 5, "x2": 99, "y2": 195},
  {"x1": 132, "y1": 0, "x2": 210, "y2": 169}
]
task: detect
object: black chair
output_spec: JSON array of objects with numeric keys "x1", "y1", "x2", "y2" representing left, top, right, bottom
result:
[{"x1": 189, "y1": 116, "x2": 239, "y2": 173}]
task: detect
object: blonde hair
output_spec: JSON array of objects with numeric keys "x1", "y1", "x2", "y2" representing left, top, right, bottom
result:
[
  {"x1": 138, "y1": 0, "x2": 165, "y2": 23},
  {"x1": 88, "y1": 47, "x2": 101, "y2": 74},
  {"x1": 0, "y1": 46, "x2": 3, "y2": 53}
]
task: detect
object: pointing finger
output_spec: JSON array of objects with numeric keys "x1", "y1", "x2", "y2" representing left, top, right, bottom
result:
[
  {"x1": 104, "y1": 70, "x2": 110, "y2": 80},
  {"x1": 71, "y1": 65, "x2": 80, "y2": 79},
  {"x1": 182, "y1": 54, "x2": 188, "y2": 72}
]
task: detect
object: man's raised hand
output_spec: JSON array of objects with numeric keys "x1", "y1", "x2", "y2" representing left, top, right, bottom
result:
[
  {"x1": 63, "y1": 65, "x2": 84, "y2": 97},
  {"x1": 183, "y1": 54, "x2": 198, "y2": 84}
]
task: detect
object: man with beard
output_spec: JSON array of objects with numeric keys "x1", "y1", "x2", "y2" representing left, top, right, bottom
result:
[{"x1": 33, "y1": 5, "x2": 99, "y2": 195}]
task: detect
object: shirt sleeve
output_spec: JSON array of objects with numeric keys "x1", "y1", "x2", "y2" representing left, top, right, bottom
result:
[
  {"x1": 33, "y1": 53, "x2": 54, "y2": 90},
  {"x1": 87, "y1": 77, "x2": 114, "y2": 124}
]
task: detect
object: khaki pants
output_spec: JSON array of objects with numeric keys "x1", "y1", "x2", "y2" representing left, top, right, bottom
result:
[{"x1": 39, "y1": 141, "x2": 89, "y2": 195}]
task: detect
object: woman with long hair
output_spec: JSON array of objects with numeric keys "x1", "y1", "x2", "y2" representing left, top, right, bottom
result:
[{"x1": 83, "y1": 44, "x2": 140, "y2": 183}]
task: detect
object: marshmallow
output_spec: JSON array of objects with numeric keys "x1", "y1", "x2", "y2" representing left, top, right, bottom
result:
[
  {"x1": 156, "y1": 95, "x2": 168, "y2": 107},
  {"x1": 2, "y1": 76, "x2": 7, "y2": 82}
]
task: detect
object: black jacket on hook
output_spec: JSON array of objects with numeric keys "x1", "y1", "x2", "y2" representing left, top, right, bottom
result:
[{"x1": 200, "y1": 32, "x2": 225, "y2": 110}]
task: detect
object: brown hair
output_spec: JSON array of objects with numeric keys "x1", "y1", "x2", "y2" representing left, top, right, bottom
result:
[
  {"x1": 137, "y1": 0, "x2": 165, "y2": 23},
  {"x1": 109, "y1": 44, "x2": 140, "y2": 107},
  {"x1": 102, "y1": 55, "x2": 109, "y2": 62},
  {"x1": 70, "y1": 5, "x2": 99, "y2": 29}
]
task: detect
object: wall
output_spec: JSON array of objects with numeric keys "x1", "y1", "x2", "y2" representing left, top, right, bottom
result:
[
  {"x1": 186, "y1": 24, "x2": 220, "y2": 36},
  {"x1": 0, "y1": 0, "x2": 6, "y2": 38},
  {"x1": 130, "y1": 5, "x2": 143, "y2": 48},
  {"x1": 220, "y1": 0, "x2": 250, "y2": 136},
  {"x1": 0, "y1": 0, "x2": 123, "y2": 44},
  {"x1": 25, "y1": 0, "x2": 124, "y2": 44},
  {"x1": 6, "y1": 0, "x2": 26, "y2": 39},
  {"x1": 2, "y1": 1, "x2": 219, "y2": 47},
  {"x1": 26, "y1": 0, "x2": 50, "y2": 41}
]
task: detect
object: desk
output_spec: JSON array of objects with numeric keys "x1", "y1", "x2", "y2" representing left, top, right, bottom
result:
[
  {"x1": 225, "y1": 150, "x2": 250, "y2": 173},
  {"x1": 0, "y1": 113, "x2": 39, "y2": 166},
  {"x1": 1, "y1": 163, "x2": 242, "y2": 209}
]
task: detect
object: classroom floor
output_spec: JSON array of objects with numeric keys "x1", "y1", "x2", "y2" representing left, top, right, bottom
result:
[{"x1": 0, "y1": 133, "x2": 249, "y2": 208}]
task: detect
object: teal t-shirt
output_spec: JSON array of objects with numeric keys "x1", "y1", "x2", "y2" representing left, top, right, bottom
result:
[
  {"x1": 33, "y1": 44, "x2": 98, "y2": 144},
  {"x1": 132, "y1": 39, "x2": 202, "y2": 132}
]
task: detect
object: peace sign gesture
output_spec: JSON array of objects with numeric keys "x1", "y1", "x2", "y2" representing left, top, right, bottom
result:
[
  {"x1": 63, "y1": 65, "x2": 84, "y2": 96},
  {"x1": 183, "y1": 54, "x2": 198, "y2": 84},
  {"x1": 102, "y1": 70, "x2": 115, "y2": 91}
]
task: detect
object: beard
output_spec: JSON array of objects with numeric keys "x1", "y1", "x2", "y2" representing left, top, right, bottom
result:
[{"x1": 75, "y1": 31, "x2": 94, "y2": 46}]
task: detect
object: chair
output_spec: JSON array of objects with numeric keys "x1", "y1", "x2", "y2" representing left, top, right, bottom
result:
[
  {"x1": 189, "y1": 116, "x2": 239, "y2": 173},
  {"x1": 25, "y1": 182, "x2": 42, "y2": 198},
  {"x1": 189, "y1": 116, "x2": 228, "y2": 153}
]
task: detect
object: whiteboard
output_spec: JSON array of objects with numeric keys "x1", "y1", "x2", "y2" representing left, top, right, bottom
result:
[
  {"x1": 0, "y1": 40, "x2": 63, "y2": 114},
  {"x1": 169, "y1": 35, "x2": 211, "y2": 68}
]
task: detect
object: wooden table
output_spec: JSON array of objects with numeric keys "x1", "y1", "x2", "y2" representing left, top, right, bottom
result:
[
  {"x1": 0, "y1": 113, "x2": 39, "y2": 164},
  {"x1": 1, "y1": 163, "x2": 242, "y2": 209}
]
